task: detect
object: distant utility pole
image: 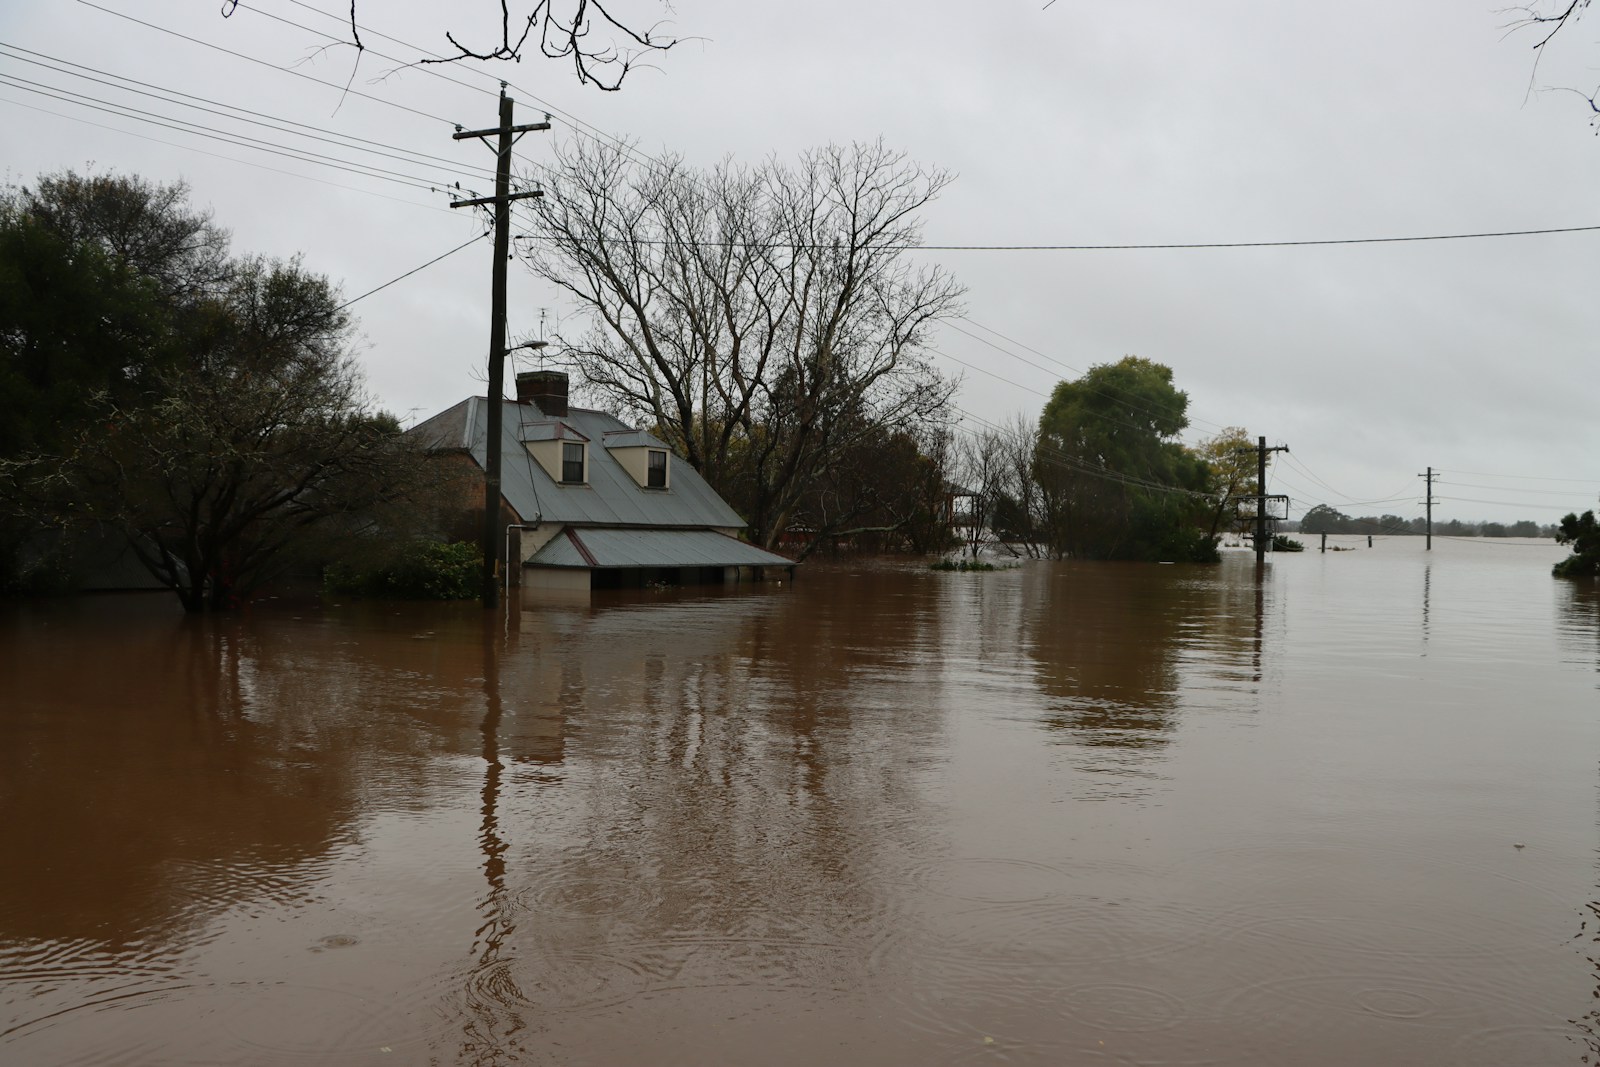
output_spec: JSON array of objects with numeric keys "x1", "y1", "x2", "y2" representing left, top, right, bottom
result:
[
  {"x1": 1418, "y1": 466, "x2": 1436, "y2": 550},
  {"x1": 451, "y1": 86, "x2": 549, "y2": 609},
  {"x1": 1249, "y1": 436, "x2": 1290, "y2": 567}
]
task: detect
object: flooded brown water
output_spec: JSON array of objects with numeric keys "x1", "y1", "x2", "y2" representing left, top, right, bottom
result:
[{"x1": 2, "y1": 538, "x2": 1597, "y2": 1065}]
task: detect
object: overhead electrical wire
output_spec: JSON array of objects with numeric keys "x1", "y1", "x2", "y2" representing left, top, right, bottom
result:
[
  {"x1": 1434, "y1": 495, "x2": 1580, "y2": 511},
  {"x1": 951, "y1": 316, "x2": 1236, "y2": 436},
  {"x1": 250, "y1": 5, "x2": 1600, "y2": 258},
  {"x1": 74, "y1": 0, "x2": 461, "y2": 127},
  {"x1": 1436, "y1": 467, "x2": 1598, "y2": 484},
  {"x1": 0, "y1": 92, "x2": 458, "y2": 213},
  {"x1": 336, "y1": 232, "x2": 487, "y2": 310},
  {"x1": 0, "y1": 42, "x2": 497, "y2": 185},
  {"x1": 71, "y1": 0, "x2": 1600, "y2": 264},
  {"x1": 0, "y1": 72, "x2": 452, "y2": 194},
  {"x1": 1433, "y1": 478, "x2": 1592, "y2": 497}
]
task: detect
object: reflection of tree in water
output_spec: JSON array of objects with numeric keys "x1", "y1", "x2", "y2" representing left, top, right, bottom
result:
[
  {"x1": 1024, "y1": 563, "x2": 1183, "y2": 746},
  {"x1": 1556, "y1": 581, "x2": 1600, "y2": 683},
  {"x1": 1559, "y1": 582, "x2": 1600, "y2": 1060},
  {"x1": 1020, "y1": 559, "x2": 1258, "y2": 775},
  {"x1": 0, "y1": 600, "x2": 365, "y2": 949}
]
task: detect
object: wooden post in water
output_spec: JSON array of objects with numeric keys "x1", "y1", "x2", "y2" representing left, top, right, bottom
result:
[{"x1": 1321, "y1": 532, "x2": 1327, "y2": 553}]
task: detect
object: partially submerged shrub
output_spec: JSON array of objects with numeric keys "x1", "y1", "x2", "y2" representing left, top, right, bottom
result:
[{"x1": 325, "y1": 539, "x2": 479, "y2": 600}]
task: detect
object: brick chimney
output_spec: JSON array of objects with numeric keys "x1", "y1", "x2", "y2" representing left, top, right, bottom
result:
[{"x1": 515, "y1": 370, "x2": 568, "y2": 417}]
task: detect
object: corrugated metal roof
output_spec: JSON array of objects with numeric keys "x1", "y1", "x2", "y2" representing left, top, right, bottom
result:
[
  {"x1": 410, "y1": 397, "x2": 747, "y2": 529},
  {"x1": 529, "y1": 527, "x2": 794, "y2": 569},
  {"x1": 601, "y1": 429, "x2": 668, "y2": 449},
  {"x1": 518, "y1": 420, "x2": 589, "y2": 443}
]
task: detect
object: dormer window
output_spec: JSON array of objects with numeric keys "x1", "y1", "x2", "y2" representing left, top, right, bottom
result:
[
  {"x1": 562, "y1": 442, "x2": 585, "y2": 484},
  {"x1": 647, "y1": 449, "x2": 668, "y2": 489}
]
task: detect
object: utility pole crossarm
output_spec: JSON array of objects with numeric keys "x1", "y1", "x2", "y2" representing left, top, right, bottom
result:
[
  {"x1": 450, "y1": 190, "x2": 544, "y2": 209},
  {"x1": 453, "y1": 121, "x2": 552, "y2": 140}
]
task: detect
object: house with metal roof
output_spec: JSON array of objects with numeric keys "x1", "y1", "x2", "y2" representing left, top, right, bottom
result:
[{"x1": 409, "y1": 370, "x2": 795, "y2": 596}]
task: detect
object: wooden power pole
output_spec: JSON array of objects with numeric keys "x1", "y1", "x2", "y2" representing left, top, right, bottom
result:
[
  {"x1": 451, "y1": 87, "x2": 548, "y2": 608},
  {"x1": 1252, "y1": 435, "x2": 1290, "y2": 567},
  {"x1": 1418, "y1": 466, "x2": 1436, "y2": 550}
]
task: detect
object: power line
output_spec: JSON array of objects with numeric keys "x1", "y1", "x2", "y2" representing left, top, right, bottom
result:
[
  {"x1": 91, "y1": 3, "x2": 1600, "y2": 269},
  {"x1": 1436, "y1": 467, "x2": 1598, "y2": 484},
  {"x1": 0, "y1": 93, "x2": 456, "y2": 215},
  {"x1": 0, "y1": 72, "x2": 451, "y2": 193},
  {"x1": 904, "y1": 225, "x2": 1600, "y2": 251},
  {"x1": 336, "y1": 232, "x2": 486, "y2": 310},
  {"x1": 75, "y1": 0, "x2": 461, "y2": 127},
  {"x1": 1434, "y1": 495, "x2": 1581, "y2": 511},
  {"x1": 942, "y1": 318, "x2": 1233, "y2": 438},
  {"x1": 0, "y1": 41, "x2": 498, "y2": 184},
  {"x1": 1434, "y1": 478, "x2": 1592, "y2": 497},
  {"x1": 506, "y1": 224, "x2": 1600, "y2": 254}
]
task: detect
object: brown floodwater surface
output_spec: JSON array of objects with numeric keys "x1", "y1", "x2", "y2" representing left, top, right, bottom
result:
[{"x1": 2, "y1": 538, "x2": 1597, "y2": 1065}]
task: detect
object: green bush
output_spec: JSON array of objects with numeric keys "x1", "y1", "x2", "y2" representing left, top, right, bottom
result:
[
  {"x1": 1273, "y1": 534, "x2": 1305, "y2": 553},
  {"x1": 324, "y1": 539, "x2": 479, "y2": 600},
  {"x1": 1554, "y1": 511, "x2": 1600, "y2": 579}
]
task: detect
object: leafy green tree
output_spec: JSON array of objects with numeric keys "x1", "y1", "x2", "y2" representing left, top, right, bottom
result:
[
  {"x1": 1554, "y1": 510, "x2": 1600, "y2": 578},
  {"x1": 0, "y1": 173, "x2": 225, "y2": 461},
  {"x1": 1300, "y1": 504, "x2": 1350, "y2": 534},
  {"x1": 1034, "y1": 357, "x2": 1216, "y2": 562},
  {"x1": 3, "y1": 172, "x2": 435, "y2": 609},
  {"x1": 1198, "y1": 426, "x2": 1259, "y2": 540}
]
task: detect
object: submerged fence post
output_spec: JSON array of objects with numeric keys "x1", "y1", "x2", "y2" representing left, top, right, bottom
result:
[{"x1": 1321, "y1": 533, "x2": 1327, "y2": 553}]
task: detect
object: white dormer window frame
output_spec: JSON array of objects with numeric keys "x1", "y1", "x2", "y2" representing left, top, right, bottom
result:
[{"x1": 561, "y1": 441, "x2": 586, "y2": 484}]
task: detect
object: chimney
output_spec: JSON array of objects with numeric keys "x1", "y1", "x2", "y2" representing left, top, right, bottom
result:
[{"x1": 515, "y1": 370, "x2": 568, "y2": 417}]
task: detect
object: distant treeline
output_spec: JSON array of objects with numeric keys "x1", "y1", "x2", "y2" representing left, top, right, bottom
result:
[{"x1": 1288, "y1": 505, "x2": 1556, "y2": 539}]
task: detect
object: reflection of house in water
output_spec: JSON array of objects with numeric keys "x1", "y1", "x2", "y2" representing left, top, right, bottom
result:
[
  {"x1": 496, "y1": 577, "x2": 949, "y2": 942},
  {"x1": 409, "y1": 371, "x2": 794, "y2": 599}
]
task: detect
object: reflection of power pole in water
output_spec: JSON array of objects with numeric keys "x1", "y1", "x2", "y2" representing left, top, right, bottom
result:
[
  {"x1": 463, "y1": 630, "x2": 525, "y2": 1061},
  {"x1": 1421, "y1": 562, "x2": 1432, "y2": 652},
  {"x1": 1418, "y1": 466, "x2": 1436, "y2": 551},
  {"x1": 1251, "y1": 575, "x2": 1264, "y2": 684},
  {"x1": 451, "y1": 88, "x2": 550, "y2": 609}
]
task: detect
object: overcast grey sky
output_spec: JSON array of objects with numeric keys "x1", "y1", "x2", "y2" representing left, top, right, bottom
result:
[{"x1": 4, "y1": 0, "x2": 1597, "y2": 524}]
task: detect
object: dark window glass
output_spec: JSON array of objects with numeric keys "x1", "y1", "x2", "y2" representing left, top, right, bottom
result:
[
  {"x1": 562, "y1": 442, "x2": 584, "y2": 483},
  {"x1": 647, "y1": 450, "x2": 667, "y2": 488}
]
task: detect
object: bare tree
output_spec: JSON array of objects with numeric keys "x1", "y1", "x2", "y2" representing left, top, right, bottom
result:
[
  {"x1": 1504, "y1": 1, "x2": 1600, "y2": 123},
  {"x1": 256, "y1": 0, "x2": 681, "y2": 89},
  {"x1": 522, "y1": 139, "x2": 964, "y2": 549},
  {"x1": 954, "y1": 422, "x2": 1008, "y2": 555}
]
